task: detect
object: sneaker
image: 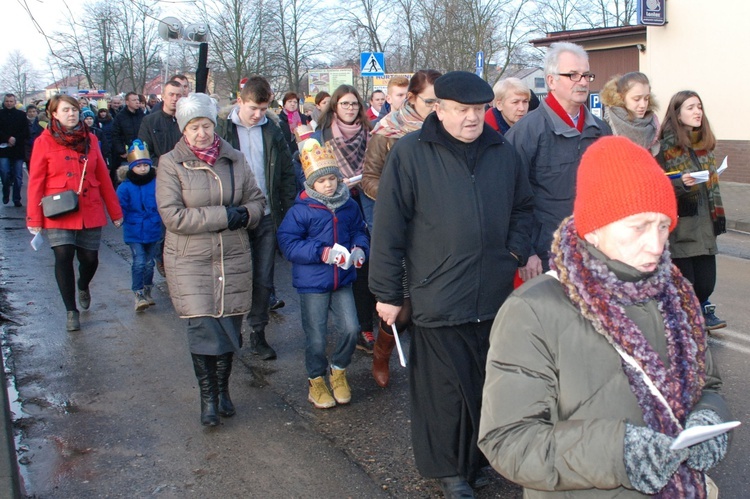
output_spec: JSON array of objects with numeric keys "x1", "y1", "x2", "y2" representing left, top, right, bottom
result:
[
  {"x1": 356, "y1": 331, "x2": 375, "y2": 354},
  {"x1": 155, "y1": 261, "x2": 166, "y2": 277},
  {"x1": 78, "y1": 288, "x2": 91, "y2": 311},
  {"x1": 143, "y1": 285, "x2": 156, "y2": 306},
  {"x1": 329, "y1": 367, "x2": 351, "y2": 405},
  {"x1": 308, "y1": 376, "x2": 336, "y2": 409},
  {"x1": 269, "y1": 297, "x2": 285, "y2": 311},
  {"x1": 703, "y1": 304, "x2": 727, "y2": 331},
  {"x1": 134, "y1": 291, "x2": 150, "y2": 312},
  {"x1": 66, "y1": 311, "x2": 80, "y2": 331}
]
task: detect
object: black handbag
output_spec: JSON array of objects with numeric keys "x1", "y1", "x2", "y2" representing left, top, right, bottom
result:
[{"x1": 41, "y1": 158, "x2": 87, "y2": 218}]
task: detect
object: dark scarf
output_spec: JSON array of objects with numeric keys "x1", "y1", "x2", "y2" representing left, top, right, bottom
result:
[
  {"x1": 546, "y1": 93, "x2": 584, "y2": 132},
  {"x1": 329, "y1": 117, "x2": 367, "y2": 179},
  {"x1": 371, "y1": 101, "x2": 425, "y2": 139},
  {"x1": 304, "y1": 180, "x2": 350, "y2": 211},
  {"x1": 491, "y1": 107, "x2": 511, "y2": 135},
  {"x1": 660, "y1": 130, "x2": 726, "y2": 235},
  {"x1": 49, "y1": 118, "x2": 89, "y2": 154},
  {"x1": 550, "y1": 217, "x2": 707, "y2": 498},
  {"x1": 126, "y1": 167, "x2": 156, "y2": 186},
  {"x1": 605, "y1": 106, "x2": 659, "y2": 155},
  {"x1": 185, "y1": 133, "x2": 221, "y2": 166}
]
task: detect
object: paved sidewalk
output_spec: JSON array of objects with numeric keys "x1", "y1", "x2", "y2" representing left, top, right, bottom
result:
[{"x1": 719, "y1": 182, "x2": 750, "y2": 233}]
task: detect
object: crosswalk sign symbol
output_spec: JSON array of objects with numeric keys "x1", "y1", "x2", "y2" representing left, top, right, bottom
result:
[{"x1": 360, "y1": 52, "x2": 385, "y2": 77}]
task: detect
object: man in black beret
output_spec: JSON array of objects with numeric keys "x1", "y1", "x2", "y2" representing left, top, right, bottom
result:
[{"x1": 369, "y1": 71, "x2": 533, "y2": 498}]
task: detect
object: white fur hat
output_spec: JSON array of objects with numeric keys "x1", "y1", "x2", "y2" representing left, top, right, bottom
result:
[{"x1": 176, "y1": 92, "x2": 218, "y2": 132}]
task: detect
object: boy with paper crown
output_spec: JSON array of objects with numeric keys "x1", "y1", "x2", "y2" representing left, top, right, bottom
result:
[
  {"x1": 277, "y1": 140, "x2": 370, "y2": 409},
  {"x1": 116, "y1": 139, "x2": 162, "y2": 311}
]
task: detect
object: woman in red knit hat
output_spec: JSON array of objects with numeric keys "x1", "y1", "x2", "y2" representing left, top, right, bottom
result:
[{"x1": 480, "y1": 136, "x2": 731, "y2": 498}]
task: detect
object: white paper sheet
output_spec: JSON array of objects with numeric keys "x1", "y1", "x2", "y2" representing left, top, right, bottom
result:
[
  {"x1": 30, "y1": 232, "x2": 44, "y2": 251},
  {"x1": 717, "y1": 156, "x2": 728, "y2": 175},
  {"x1": 670, "y1": 421, "x2": 740, "y2": 450}
]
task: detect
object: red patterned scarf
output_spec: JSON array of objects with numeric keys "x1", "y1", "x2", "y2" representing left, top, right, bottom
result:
[
  {"x1": 546, "y1": 93, "x2": 585, "y2": 132},
  {"x1": 185, "y1": 133, "x2": 221, "y2": 166},
  {"x1": 49, "y1": 118, "x2": 89, "y2": 154}
]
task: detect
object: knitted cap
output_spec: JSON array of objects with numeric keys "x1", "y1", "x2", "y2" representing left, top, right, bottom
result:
[
  {"x1": 574, "y1": 136, "x2": 677, "y2": 237},
  {"x1": 176, "y1": 92, "x2": 218, "y2": 132},
  {"x1": 81, "y1": 108, "x2": 95, "y2": 120},
  {"x1": 127, "y1": 139, "x2": 152, "y2": 169},
  {"x1": 300, "y1": 140, "x2": 341, "y2": 186}
]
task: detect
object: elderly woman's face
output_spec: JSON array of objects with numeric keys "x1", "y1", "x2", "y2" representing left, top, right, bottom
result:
[
  {"x1": 584, "y1": 212, "x2": 671, "y2": 273},
  {"x1": 183, "y1": 118, "x2": 215, "y2": 149}
]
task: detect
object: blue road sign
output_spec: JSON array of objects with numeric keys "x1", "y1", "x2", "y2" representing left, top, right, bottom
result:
[
  {"x1": 476, "y1": 51, "x2": 484, "y2": 69},
  {"x1": 589, "y1": 92, "x2": 602, "y2": 119},
  {"x1": 637, "y1": 0, "x2": 666, "y2": 26},
  {"x1": 361, "y1": 52, "x2": 386, "y2": 77}
]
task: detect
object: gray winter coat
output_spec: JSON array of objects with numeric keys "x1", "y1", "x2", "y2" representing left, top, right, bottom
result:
[
  {"x1": 505, "y1": 100, "x2": 611, "y2": 262},
  {"x1": 156, "y1": 138, "x2": 266, "y2": 318},
  {"x1": 479, "y1": 250, "x2": 728, "y2": 498}
]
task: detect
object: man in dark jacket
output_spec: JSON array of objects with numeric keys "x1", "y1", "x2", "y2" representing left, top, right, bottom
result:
[
  {"x1": 111, "y1": 92, "x2": 145, "y2": 183},
  {"x1": 138, "y1": 81, "x2": 182, "y2": 167},
  {"x1": 505, "y1": 41, "x2": 611, "y2": 281},
  {"x1": 0, "y1": 94, "x2": 30, "y2": 206},
  {"x1": 24, "y1": 104, "x2": 44, "y2": 170},
  {"x1": 217, "y1": 76, "x2": 296, "y2": 360},
  {"x1": 369, "y1": 71, "x2": 533, "y2": 498}
]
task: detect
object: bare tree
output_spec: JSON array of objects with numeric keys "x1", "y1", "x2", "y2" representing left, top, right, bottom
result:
[
  {"x1": 271, "y1": 0, "x2": 325, "y2": 94},
  {"x1": 529, "y1": 0, "x2": 586, "y2": 33},
  {"x1": 577, "y1": 0, "x2": 636, "y2": 27},
  {"x1": 0, "y1": 51, "x2": 41, "y2": 103},
  {"x1": 111, "y1": 0, "x2": 162, "y2": 93}
]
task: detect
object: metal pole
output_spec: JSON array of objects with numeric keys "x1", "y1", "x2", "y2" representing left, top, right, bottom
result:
[{"x1": 195, "y1": 42, "x2": 209, "y2": 94}]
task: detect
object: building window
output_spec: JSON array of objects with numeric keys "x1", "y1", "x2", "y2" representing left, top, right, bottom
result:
[{"x1": 534, "y1": 77, "x2": 545, "y2": 89}]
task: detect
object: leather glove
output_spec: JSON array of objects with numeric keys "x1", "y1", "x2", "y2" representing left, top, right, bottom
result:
[
  {"x1": 350, "y1": 247, "x2": 365, "y2": 269},
  {"x1": 226, "y1": 206, "x2": 249, "y2": 231},
  {"x1": 322, "y1": 246, "x2": 348, "y2": 266},
  {"x1": 685, "y1": 409, "x2": 729, "y2": 471},
  {"x1": 623, "y1": 423, "x2": 689, "y2": 495}
]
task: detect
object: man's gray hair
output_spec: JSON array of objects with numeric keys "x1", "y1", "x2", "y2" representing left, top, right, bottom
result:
[{"x1": 544, "y1": 42, "x2": 589, "y2": 78}]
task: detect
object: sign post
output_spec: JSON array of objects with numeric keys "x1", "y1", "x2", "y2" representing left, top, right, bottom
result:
[{"x1": 476, "y1": 51, "x2": 484, "y2": 78}]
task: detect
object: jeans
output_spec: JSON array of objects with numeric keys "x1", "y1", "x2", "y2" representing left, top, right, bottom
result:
[
  {"x1": 0, "y1": 157, "x2": 24, "y2": 204},
  {"x1": 129, "y1": 242, "x2": 159, "y2": 292},
  {"x1": 299, "y1": 285, "x2": 359, "y2": 378},
  {"x1": 360, "y1": 194, "x2": 376, "y2": 233},
  {"x1": 247, "y1": 214, "x2": 276, "y2": 332}
]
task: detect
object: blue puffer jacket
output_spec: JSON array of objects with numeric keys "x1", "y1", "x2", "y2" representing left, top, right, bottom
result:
[
  {"x1": 277, "y1": 190, "x2": 369, "y2": 294},
  {"x1": 116, "y1": 172, "x2": 162, "y2": 244}
]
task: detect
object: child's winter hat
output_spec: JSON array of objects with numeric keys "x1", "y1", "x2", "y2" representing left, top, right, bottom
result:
[
  {"x1": 81, "y1": 108, "x2": 95, "y2": 120},
  {"x1": 300, "y1": 139, "x2": 340, "y2": 186},
  {"x1": 127, "y1": 139, "x2": 152, "y2": 169},
  {"x1": 574, "y1": 136, "x2": 676, "y2": 237}
]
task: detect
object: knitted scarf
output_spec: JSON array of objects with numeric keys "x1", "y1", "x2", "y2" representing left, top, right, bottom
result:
[
  {"x1": 185, "y1": 133, "x2": 221, "y2": 166},
  {"x1": 545, "y1": 93, "x2": 584, "y2": 132},
  {"x1": 126, "y1": 167, "x2": 156, "y2": 186},
  {"x1": 304, "y1": 179, "x2": 350, "y2": 211},
  {"x1": 659, "y1": 130, "x2": 726, "y2": 235},
  {"x1": 329, "y1": 117, "x2": 367, "y2": 179},
  {"x1": 604, "y1": 106, "x2": 660, "y2": 155},
  {"x1": 49, "y1": 118, "x2": 89, "y2": 154},
  {"x1": 550, "y1": 216, "x2": 708, "y2": 498},
  {"x1": 371, "y1": 101, "x2": 425, "y2": 139},
  {"x1": 285, "y1": 109, "x2": 302, "y2": 133}
]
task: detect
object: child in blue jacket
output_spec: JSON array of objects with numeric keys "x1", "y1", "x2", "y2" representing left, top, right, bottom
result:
[
  {"x1": 277, "y1": 141, "x2": 369, "y2": 409},
  {"x1": 116, "y1": 140, "x2": 162, "y2": 312}
]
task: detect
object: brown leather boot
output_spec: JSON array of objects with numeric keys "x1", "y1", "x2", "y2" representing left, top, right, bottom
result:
[{"x1": 372, "y1": 323, "x2": 396, "y2": 387}]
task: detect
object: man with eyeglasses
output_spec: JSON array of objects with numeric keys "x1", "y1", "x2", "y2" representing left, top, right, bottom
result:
[
  {"x1": 217, "y1": 76, "x2": 296, "y2": 361},
  {"x1": 505, "y1": 41, "x2": 611, "y2": 282},
  {"x1": 370, "y1": 71, "x2": 533, "y2": 498}
]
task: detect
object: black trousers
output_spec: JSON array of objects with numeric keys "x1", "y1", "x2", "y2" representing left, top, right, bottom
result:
[
  {"x1": 409, "y1": 322, "x2": 491, "y2": 482},
  {"x1": 673, "y1": 254, "x2": 716, "y2": 305}
]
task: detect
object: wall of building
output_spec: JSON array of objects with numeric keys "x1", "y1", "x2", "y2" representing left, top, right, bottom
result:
[{"x1": 644, "y1": 0, "x2": 750, "y2": 182}]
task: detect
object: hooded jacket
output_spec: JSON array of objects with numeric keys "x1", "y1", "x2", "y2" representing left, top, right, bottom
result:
[
  {"x1": 156, "y1": 138, "x2": 266, "y2": 318},
  {"x1": 116, "y1": 166, "x2": 162, "y2": 244}
]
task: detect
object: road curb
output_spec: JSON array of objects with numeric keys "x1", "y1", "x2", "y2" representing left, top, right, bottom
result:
[{"x1": 0, "y1": 327, "x2": 22, "y2": 499}]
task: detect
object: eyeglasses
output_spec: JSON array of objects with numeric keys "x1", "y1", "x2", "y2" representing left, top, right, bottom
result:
[
  {"x1": 556, "y1": 72, "x2": 595, "y2": 82},
  {"x1": 338, "y1": 101, "x2": 360, "y2": 109},
  {"x1": 418, "y1": 95, "x2": 438, "y2": 106}
]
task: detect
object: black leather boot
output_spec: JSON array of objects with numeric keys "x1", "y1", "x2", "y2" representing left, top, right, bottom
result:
[
  {"x1": 191, "y1": 354, "x2": 219, "y2": 426},
  {"x1": 249, "y1": 330, "x2": 277, "y2": 360},
  {"x1": 216, "y1": 353, "x2": 235, "y2": 417}
]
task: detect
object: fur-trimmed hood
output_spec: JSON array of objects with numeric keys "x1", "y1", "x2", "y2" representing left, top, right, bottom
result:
[
  {"x1": 600, "y1": 78, "x2": 659, "y2": 117},
  {"x1": 117, "y1": 165, "x2": 130, "y2": 182}
]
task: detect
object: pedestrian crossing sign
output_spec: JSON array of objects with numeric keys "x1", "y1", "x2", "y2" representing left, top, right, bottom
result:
[{"x1": 360, "y1": 52, "x2": 386, "y2": 77}]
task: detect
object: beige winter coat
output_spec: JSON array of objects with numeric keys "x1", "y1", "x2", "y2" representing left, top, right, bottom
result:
[{"x1": 156, "y1": 138, "x2": 266, "y2": 318}]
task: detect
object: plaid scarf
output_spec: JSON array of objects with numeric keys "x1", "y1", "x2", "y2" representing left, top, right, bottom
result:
[
  {"x1": 329, "y1": 117, "x2": 367, "y2": 179},
  {"x1": 49, "y1": 118, "x2": 89, "y2": 154},
  {"x1": 550, "y1": 216, "x2": 708, "y2": 498},
  {"x1": 659, "y1": 130, "x2": 726, "y2": 235},
  {"x1": 185, "y1": 133, "x2": 221, "y2": 166},
  {"x1": 371, "y1": 101, "x2": 425, "y2": 139}
]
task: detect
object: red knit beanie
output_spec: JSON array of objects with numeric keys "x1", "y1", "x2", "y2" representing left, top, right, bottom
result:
[{"x1": 574, "y1": 136, "x2": 677, "y2": 237}]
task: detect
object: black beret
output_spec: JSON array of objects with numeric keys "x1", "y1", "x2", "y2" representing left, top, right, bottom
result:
[{"x1": 434, "y1": 71, "x2": 494, "y2": 105}]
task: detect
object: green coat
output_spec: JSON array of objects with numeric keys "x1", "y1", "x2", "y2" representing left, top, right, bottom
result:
[{"x1": 479, "y1": 252, "x2": 728, "y2": 498}]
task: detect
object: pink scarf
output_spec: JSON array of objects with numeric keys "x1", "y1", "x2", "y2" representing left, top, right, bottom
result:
[{"x1": 285, "y1": 109, "x2": 302, "y2": 133}]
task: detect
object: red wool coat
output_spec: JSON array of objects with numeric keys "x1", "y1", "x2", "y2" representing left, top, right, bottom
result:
[{"x1": 26, "y1": 129, "x2": 122, "y2": 229}]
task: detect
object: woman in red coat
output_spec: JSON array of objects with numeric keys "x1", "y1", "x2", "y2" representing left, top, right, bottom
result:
[{"x1": 27, "y1": 94, "x2": 123, "y2": 331}]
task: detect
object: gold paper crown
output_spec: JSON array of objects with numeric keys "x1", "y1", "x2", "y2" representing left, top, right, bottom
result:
[
  {"x1": 127, "y1": 139, "x2": 152, "y2": 166},
  {"x1": 300, "y1": 140, "x2": 339, "y2": 180}
]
